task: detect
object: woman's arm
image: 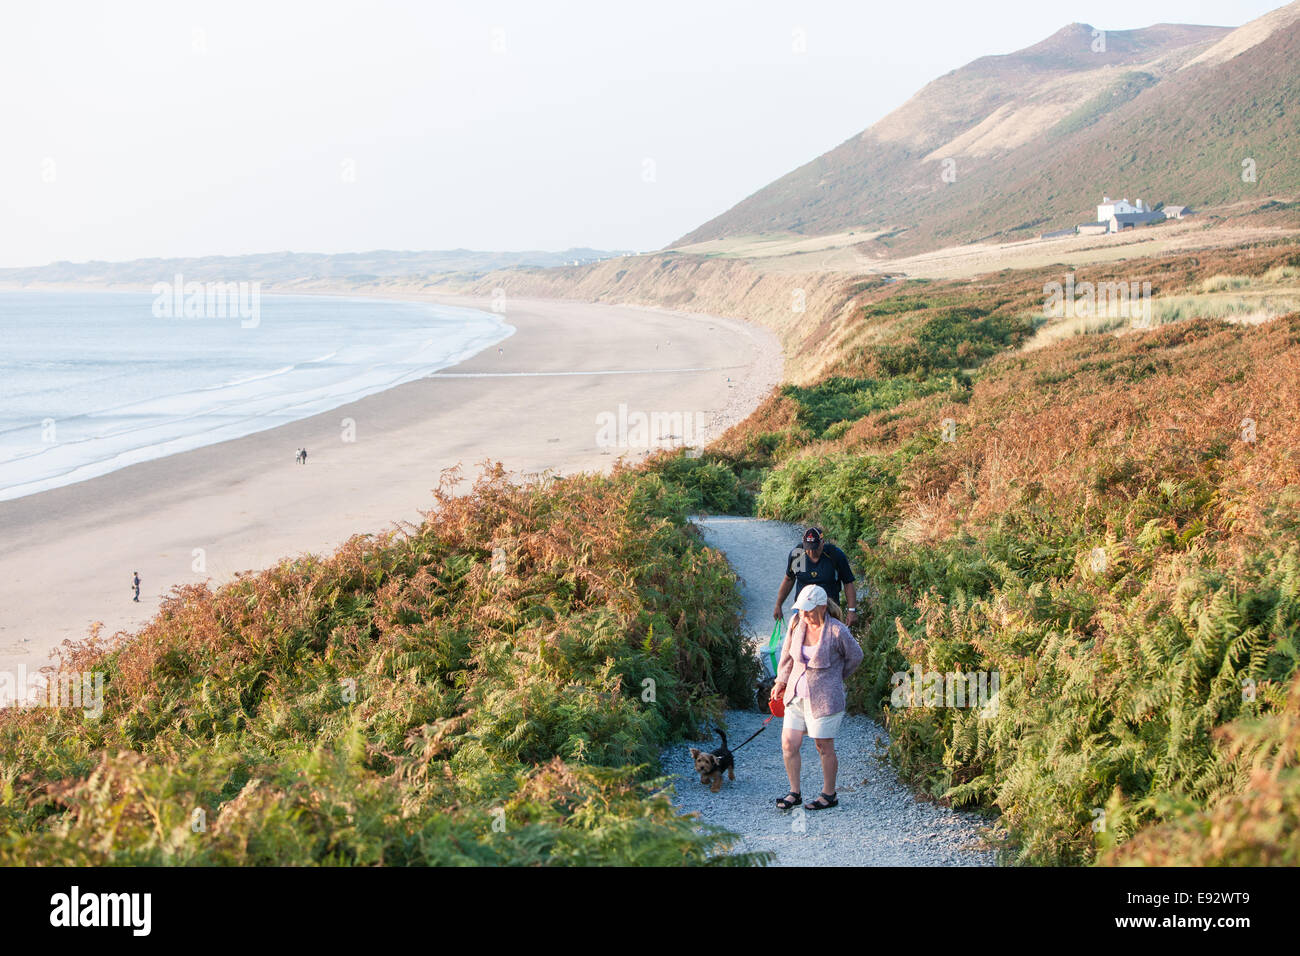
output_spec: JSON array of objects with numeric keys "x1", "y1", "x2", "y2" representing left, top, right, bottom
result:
[
  {"x1": 775, "y1": 624, "x2": 797, "y2": 686},
  {"x1": 840, "y1": 621, "x2": 864, "y2": 678}
]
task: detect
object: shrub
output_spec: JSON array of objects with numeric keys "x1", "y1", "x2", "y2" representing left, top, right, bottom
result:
[{"x1": 0, "y1": 466, "x2": 764, "y2": 866}]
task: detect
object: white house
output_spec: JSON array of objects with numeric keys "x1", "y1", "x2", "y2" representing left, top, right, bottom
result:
[{"x1": 1097, "y1": 196, "x2": 1149, "y2": 220}]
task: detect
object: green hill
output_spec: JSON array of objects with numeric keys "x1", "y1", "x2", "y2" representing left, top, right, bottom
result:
[{"x1": 678, "y1": 3, "x2": 1300, "y2": 253}]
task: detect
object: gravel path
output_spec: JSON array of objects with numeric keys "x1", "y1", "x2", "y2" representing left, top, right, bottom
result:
[{"x1": 660, "y1": 516, "x2": 998, "y2": 866}]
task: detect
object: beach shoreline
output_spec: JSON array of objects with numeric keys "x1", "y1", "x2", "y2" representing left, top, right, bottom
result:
[
  {"x1": 0, "y1": 289, "x2": 519, "y2": 502},
  {"x1": 0, "y1": 291, "x2": 781, "y2": 682}
]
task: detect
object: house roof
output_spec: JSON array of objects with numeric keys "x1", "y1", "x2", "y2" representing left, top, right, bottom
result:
[{"x1": 1112, "y1": 211, "x2": 1164, "y2": 225}]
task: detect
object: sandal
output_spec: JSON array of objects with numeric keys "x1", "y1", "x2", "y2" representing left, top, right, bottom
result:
[
  {"x1": 775, "y1": 790, "x2": 802, "y2": 811},
  {"x1": 804, "y1": 792, "x2": 838, "y2": 810}
]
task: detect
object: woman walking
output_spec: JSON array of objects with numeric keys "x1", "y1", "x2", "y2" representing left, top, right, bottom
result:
[{"x1": 771, "y1": 584, "x2": 864, "y2": 811}]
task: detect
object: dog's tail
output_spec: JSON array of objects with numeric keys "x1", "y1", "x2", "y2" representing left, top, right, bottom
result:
[{"x1": 715, "y1": 727, "x2": 728, "y2": 748}]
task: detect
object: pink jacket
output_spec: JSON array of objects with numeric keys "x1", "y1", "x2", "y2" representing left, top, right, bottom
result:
[{"x1": 776, "y1": 616, "x2": 864, "y2": 718}]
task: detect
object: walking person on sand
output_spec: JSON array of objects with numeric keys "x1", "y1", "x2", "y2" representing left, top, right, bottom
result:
[
  {"x1": 771, "y1": 584, "x2": 863, "y2": 812},
  {"x1": 132, "y1": 571, "x2": 141, "y2": 603}
]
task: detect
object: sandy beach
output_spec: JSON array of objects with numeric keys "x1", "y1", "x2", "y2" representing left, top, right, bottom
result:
[{"x1": 0, "y1": 293, "x2": 781, "y2": 680}]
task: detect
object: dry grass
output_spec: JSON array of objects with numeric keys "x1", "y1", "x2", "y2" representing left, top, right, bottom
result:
[
  {"x1": 666, "y1": 229, "x2": 887, "y2": 260},
  {"x1": 864, "y1": 223, "x2": 1297, "y2": 281}
]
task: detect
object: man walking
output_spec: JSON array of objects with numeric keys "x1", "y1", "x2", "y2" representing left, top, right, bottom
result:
[
  {"x1": 773, "y1": 527, "x2": 858, "y2": 626},
  {"x1": 132, "y1": 571, "x2": 141, "y2": 603}
]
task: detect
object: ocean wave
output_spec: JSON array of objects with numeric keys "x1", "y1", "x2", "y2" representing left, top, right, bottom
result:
[
  {"x1": 0, "y1": 293, "x2": 514, "y2": 501},
  {"x1": 200, "y1": 364, "x2": 297, "y2": 390}
]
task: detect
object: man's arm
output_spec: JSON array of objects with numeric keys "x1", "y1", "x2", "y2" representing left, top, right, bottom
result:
[
  {"x1": 843, "y1": 581, "x2": 858, "y2": 627},
  {"x1": 773, "y1": 573, "x2": 795, "y2": 620},
  {"x1": 834, "y1": 546, "x2": 859, "y2": 626}
]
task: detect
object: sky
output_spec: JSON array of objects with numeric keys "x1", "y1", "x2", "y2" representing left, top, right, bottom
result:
[{"x1": 0, "y1": 0, "x2": 1284, "y2": 266}]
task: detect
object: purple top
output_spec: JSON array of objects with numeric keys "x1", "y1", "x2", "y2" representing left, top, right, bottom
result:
[{"x1": 794, "y1": 642, "x2": 812, "y2": 699}]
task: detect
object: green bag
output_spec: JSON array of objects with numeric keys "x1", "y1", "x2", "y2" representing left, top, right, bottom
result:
[{"x1": 766, "y1": 618, "x2": 785, "y2": 677}]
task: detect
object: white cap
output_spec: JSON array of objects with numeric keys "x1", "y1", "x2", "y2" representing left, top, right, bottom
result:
[{"x1": 793, "y1": 584, "x2": 828, "y2": 611}]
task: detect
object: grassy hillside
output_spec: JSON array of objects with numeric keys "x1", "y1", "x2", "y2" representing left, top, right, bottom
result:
[
  {"x1": 0, "y1": 465, "x2": 762, "y2": 865},
  {"x1": 677, "y1": 5, "x2": 1300, "y2": 254},
  {"x1": 702, "y1": 238, "x2": 1300, "y2": 863},
  {"x1": 431, "y1": 231, "x2": 1300, "y2": 865}
]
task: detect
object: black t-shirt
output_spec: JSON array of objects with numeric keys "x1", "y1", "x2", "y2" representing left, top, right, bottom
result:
[{"x1": 784, "y1": 542, "x2": 855, "y2": 607}]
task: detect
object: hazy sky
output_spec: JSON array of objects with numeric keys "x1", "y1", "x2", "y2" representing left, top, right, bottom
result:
[{"x1": 0, "y1": 0, "x2": 1282, "y2": 266}]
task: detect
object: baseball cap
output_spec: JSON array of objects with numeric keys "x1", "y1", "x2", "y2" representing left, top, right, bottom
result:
[
  {"x1": 793, "y1": 584, "x2": 828, "y2": 611},
  {"x1": 803, "y1": 527, "x2": 823, "y2": 547}
]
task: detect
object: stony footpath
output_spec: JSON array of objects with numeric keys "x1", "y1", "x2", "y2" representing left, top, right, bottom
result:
[{"x1": 659, "y1": 516, "x2": 998, "y2": 867}]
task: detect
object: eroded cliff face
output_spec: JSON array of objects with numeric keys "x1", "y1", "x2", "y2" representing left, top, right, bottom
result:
[{"x1": 429, "y1": 254, "x2": 868, "y2": 385}]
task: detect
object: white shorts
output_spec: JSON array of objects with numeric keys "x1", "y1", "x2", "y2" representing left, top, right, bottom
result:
[{"x1": 783, "y1": 697, "x2": 844, "y2": 739}]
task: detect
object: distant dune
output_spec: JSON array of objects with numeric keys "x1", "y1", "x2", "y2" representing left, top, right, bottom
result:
[{"x1": 0, "y1": 247, "x2": 634, "y2": 286}]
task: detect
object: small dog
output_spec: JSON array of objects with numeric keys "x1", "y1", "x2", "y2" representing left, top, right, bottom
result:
[{"x1": 690, "y1": 728, "x2": 735, "y2": 793}]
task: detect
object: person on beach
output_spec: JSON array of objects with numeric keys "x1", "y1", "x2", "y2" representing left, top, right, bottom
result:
[
  {"x1": 300, "y1": 447, "x2": 307, "y2": 465},
  {"x1": 771, "y1": 584, "x2": 863, "y2": 811},
  {"x1": 773, "y1": 527, "x2": 859, "y2": 627},
  {"x1": 132, "y1": 571, "x2": 141, "y2": 603}
]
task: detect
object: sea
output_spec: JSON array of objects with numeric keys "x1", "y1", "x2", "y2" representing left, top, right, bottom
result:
[{"x1": 0, "y1": 290, "x2": 514, "y2": 502}]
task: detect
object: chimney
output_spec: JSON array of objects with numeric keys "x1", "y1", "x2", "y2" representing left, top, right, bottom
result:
[{"x1": 1136, "y1": 199, "x2": 1145, "y2": 211}]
